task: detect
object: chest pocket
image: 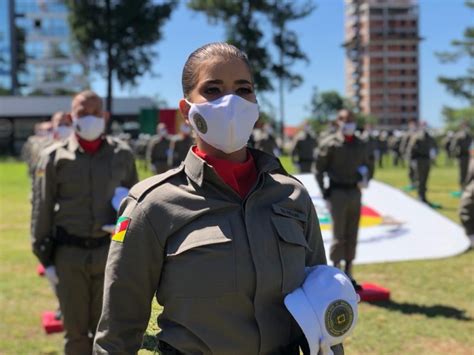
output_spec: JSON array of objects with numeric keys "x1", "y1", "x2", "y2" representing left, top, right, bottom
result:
[
  {"x1": 272, "y1": 215, "x2": 311, "y2": 294},
  {"x1": 160, "y1": 221, "x2": 236, "y2": 298},
  {"x1": 56, "y1": 161, "x2": 84, "y2": 198}
]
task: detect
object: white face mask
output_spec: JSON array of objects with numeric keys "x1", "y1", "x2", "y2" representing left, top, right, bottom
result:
[
  {"x1": 73, "y1": 115, "x2": 105, "y2": 141},
  {"x1": 55, "y1": 126, "x2": 73, "y2": 140},
  {"x1": 186, "y1": 94, "x2": 259, "y2": 154},
  {"x1": 341, "y1": 122, "x2": 356, "y2": 136}
]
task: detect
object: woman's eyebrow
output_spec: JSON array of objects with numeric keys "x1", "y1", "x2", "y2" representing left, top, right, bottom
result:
[
  {"x1": 202, "y1": 79, "x2": 223, "y2": 85},
  {"x1": 234, "y1": 79, "x2": 252, "y2": 85}
]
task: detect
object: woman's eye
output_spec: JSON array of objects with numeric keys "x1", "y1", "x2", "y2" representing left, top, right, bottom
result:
[
  {"x1": 236, "y1": 87, "x2": 253, "y2": 95},
  {"x1": 204, "y1": 87, "x2": 221, "y2": 95}
]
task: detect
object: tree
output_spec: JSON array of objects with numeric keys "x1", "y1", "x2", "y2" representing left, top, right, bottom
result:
[
  {"x1": 308, "y1": 87, "x2": 345, "y2": 123},
  {"x1": 65, "y1": 0, "x2": 176, "y2": 129},
  {"x1": 267, "y1": 0, "x2": 315, "y2": 137},
  {"x1": 442, "y1": 106, "x2": 474, "y2": 130},
  {"x1": 188, "y1": 0, "x2": 273, "y2": 92},
  {"x1": 435, "y1": 0, "x2": 474, "y2": 127}
]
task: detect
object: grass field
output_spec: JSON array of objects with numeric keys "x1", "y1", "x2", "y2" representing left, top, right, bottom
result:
[{"x1": 0, "y1": 154, "x2": 472, "y2": 354}]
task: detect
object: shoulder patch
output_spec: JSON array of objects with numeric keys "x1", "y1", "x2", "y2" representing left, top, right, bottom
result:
[
  {"x1": 112, "y1": 216, "x2": 131, "y2": 243},
  {"x1": 130, "y1": 164, "x2": 185, "y2": 202}
]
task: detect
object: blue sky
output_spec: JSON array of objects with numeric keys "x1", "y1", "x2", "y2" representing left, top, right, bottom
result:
[
  {"x1": 92, "y1": 0, "x2": 471, "y2": 128},
  {"x1": 4, "y1": 0, "x2": 470, "y2": 128}
]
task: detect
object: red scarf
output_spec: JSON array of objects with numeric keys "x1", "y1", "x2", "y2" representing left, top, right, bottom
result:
[
  {"x1": 344, "y1": 135, "x2": 355, "y2": 143},
  {"x1": 76, "y1": 134, "x2": 103, "y2": 154},
  {"x1": 193, "y1": 147, "x2": 258, "y2": 199}
]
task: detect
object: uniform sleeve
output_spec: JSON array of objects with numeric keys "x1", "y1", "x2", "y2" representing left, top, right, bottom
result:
[
  {"x1": 304, "y1": 194, "x2": 327, "y2": 266},
  {"x1": 31, "y1": 151, "x2": 56, "y2": 266},
  {"x1": 315, "y1": 141, "x2": 331, "y2": 198},
  {"x1": 121, "y1": 150, "x2": 139, "y2": 188},
  {"x1": 94, "y1": 197, "x2": 164, "y2": 354}
]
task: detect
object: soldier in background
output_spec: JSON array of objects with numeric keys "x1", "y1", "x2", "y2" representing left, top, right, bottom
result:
[
  {"x1": 442, "y1": 130, "x2": 455, "y2": 166},
  {"x1": 171, "y1": 123, "x2": 194, "y2": 167},
  {"x1": 460, "y1": 154, "x2": 474, "y2": 248},
  {"x1": 31, "y1": 90, "x2": 138, "y2": 354},
  {"x1": 254, "y1": 123, "x2": 280, "y2": 156},
  {"x1": 133, "y1": 133, "x2": 151, "y2": 171},
  {"x1": 316, "y1": 109, "x2": 374, "y2": 285},
  {"x1": 360, "y1": 124, "x2": 377, "y2": 172},
  {"x1": 400, "y1": 119, "x2": 418, "y2": 189},
  {"x1": 291, "y1": 122, "x2": 317, "y2": 173},
  {"x1": 389, "y1": 130, "x2": 404, "y2": 167},
  {"x1": 22, "y1": 121, "x2": 53, "y2": 180},
  {"x1": 406, "y1": 121, "x2": 437, "y2": 204},
  {"x1": 146, "y1": 123, "x2": 171, "y2": 174},
  {"x1": 451, "y1": 122, "x2": 472, "y2": 189},
  {"x1": 22, "y1": 112, "x2": 73, "y2": 181},
  {"x1": 378, "y1": 130, "x2": 389, "y2": 168}
]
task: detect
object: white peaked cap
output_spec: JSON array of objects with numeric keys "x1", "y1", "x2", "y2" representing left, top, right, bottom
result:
[{"x1": 284, "y1": 265, "x2": 359, "y2": 355}]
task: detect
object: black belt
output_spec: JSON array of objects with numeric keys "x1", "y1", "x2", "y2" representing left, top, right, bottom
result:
[
  {"x1": 330, "y1": 181, "x2": 358, "y2": 190},
  {"x1": 55, "y1": 226, "x2": 110, "y2": 249}
]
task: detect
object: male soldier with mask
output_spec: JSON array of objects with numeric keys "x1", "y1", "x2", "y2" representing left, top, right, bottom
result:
[
  {"x1": 406, "y1": 121, "x2": 437, "y2": 204},
  {"x1": 291, "y1": 122, "x2": 318, "y2": 173},
  {"x1": 31, "y1": 90, "x2": 138, "y2": 354},
  {"x1": 316, "y1": 109, "x2": 373, "y2": 284},
  {"x1": 146, "y1": 122, "x2": 171, "y2": 174},
  {"x1": 451, "y1": 121, "x2": 472, "y2": 189}
]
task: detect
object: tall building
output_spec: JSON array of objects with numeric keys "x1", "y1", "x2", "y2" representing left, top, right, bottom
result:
[
  {"x1": 344, "y1": 0, "x2": 420, "y2": 129},
  {"x1": 8, "y1": 0, "x2": 88, "y2": 95},
  {"x1": 0, "y1": 1, "x2": 11, "y2": 92}
]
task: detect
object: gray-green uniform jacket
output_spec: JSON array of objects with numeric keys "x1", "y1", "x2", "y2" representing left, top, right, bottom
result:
[
  {"x1": 94, "y1": 148, "x2": 327, "y2": 354},
  {"x1": 315, "y1": 133, "x2": 374, "y2": 195},
  {"x1": 31, "y1": 135, "x2": 138, "y2": 266},
  {"x1": 406, "y1": 130, "x2": 437, "y2": 160}
]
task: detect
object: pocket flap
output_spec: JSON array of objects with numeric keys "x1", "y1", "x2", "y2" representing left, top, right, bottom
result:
[
  {"x1": 271, "y1": 216, "x2": 310, "y2": 249},
  {"x1": 167, "y1": 224, "x2": 231, "y2": 256},
  {"x1": 272, "y1": 204, "x2": 307, "y2": 222}
]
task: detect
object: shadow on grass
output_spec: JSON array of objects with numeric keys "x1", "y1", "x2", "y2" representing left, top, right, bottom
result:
[
  {"x1": 141, "y1": 333, "x2": 159, "y2": 352},
  {"x1": 369, "y1": 300, "x2": 472, "y2": 321}
]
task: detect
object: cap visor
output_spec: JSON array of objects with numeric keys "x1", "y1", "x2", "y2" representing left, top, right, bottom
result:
[{"x1": 284, "y1": 287, "x2": 321, "y2": 355}]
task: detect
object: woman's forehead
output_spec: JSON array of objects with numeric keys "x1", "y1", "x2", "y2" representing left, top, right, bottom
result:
[{"x1": 197, "y1": 57, "x2": 252, "y2": 83}]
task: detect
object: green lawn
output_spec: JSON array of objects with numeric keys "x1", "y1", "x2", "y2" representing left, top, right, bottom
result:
[{"x1": 0, "y1": 154, "x2": 472, "y2": 354}]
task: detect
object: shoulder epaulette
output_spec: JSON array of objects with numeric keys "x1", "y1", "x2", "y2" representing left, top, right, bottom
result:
[{"x1": 130, "y1": 164, "x2": 185, "y2": 202}]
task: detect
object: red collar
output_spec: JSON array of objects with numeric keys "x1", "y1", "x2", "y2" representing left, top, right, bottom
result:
[
  {"x1": 76, "y1": 134, "x2": 104, "y2": 154},
  {"x1": 193, "y1": 146, "x2": 258, "y2": 199},
  {"x1": 344, "y1": 135, "x2": 355, "y2": 143}
]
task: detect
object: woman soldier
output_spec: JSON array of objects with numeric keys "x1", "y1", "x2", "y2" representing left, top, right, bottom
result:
[{"x1": 94, "y1": 43, "x2": 331, "y2": 354}]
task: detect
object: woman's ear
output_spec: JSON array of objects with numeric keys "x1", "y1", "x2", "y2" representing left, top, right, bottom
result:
[{"x1": 179, "y1": 99, "x2": 190, "y2": 119}]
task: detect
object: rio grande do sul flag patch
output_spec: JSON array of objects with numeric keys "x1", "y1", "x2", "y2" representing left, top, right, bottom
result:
[{"x1": 112, "y1": 216, "x2": 131, "y2": 243}]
